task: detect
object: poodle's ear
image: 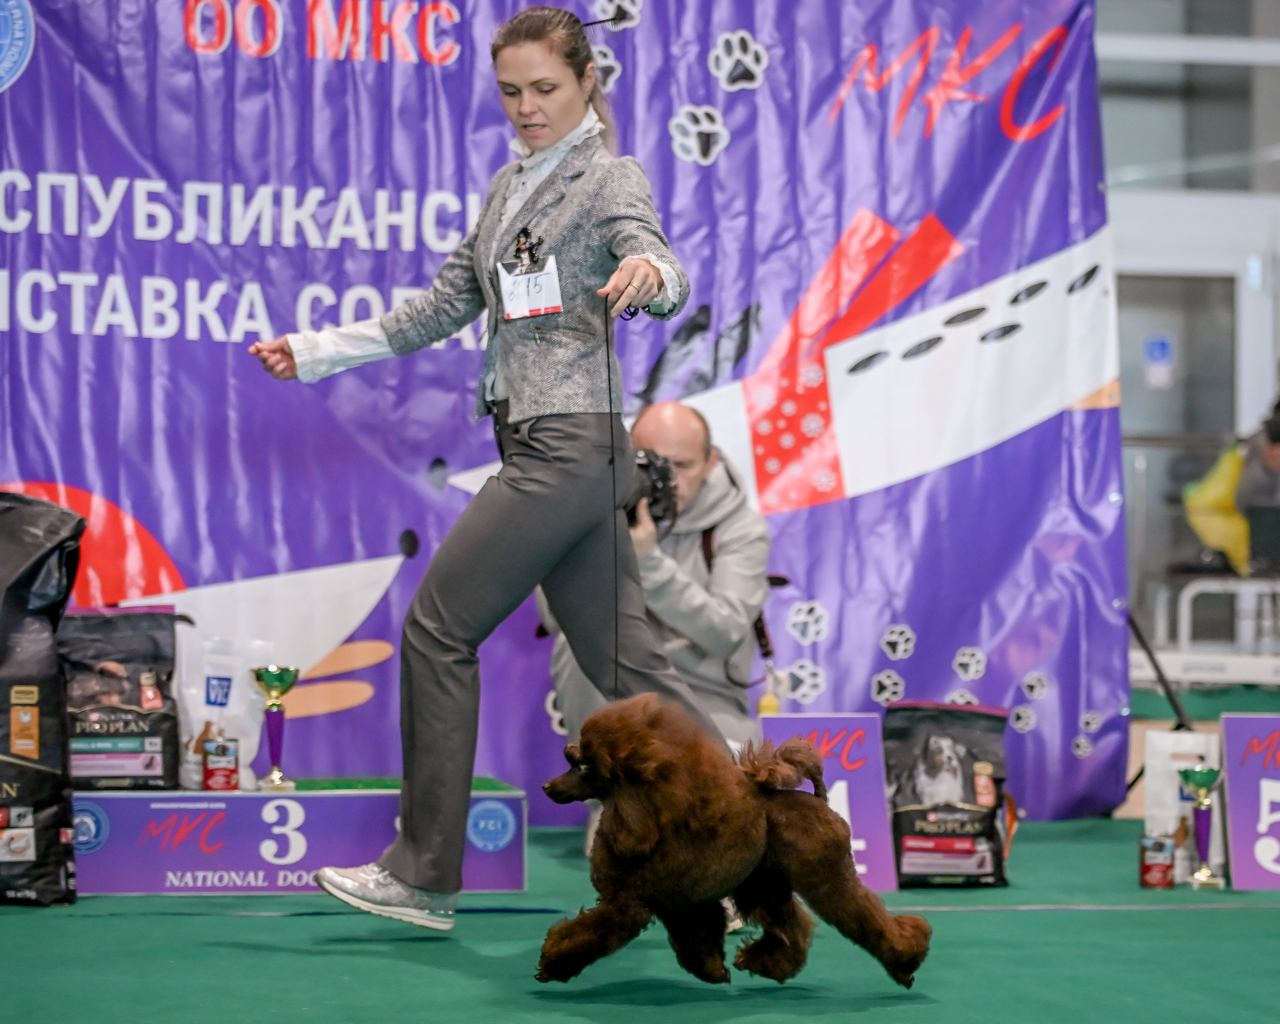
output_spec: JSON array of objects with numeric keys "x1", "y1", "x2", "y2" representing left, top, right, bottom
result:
[
  {"x1": 955, "y1": 741, "x2": 967, "y2": 760},
  {"x1": 602, "y1": 787, "x2": 660, "y2": 858}
]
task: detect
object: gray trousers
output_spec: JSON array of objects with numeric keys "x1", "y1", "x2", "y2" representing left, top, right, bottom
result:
[{"x1": 378, "y1": 402, "x2": 723, "y2": 893}]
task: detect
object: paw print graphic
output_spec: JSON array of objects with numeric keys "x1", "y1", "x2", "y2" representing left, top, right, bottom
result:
[
  {"x1": 592, "y1": 0, "x2": 643, "y2": 30},
  {"x1": 544, "y1": 689, "x2": 568, "y2": 737},
  {"x1": 1010, "y1": 705, "x2": 1037, "y2": 733},
  {"x1": 592, "y1": 44, "x2": 622, "y2": 93},
  {"x1": 1072, "y1": 736, "x2": 1094, "y2": 759},
  {"x1": 1021, "y1": 672, "x2": 1051, "y2": 700},
  {"x1": 880, "y1": 624, "x2": 916, "y2": 661},
  {"x1": 1080, "y1": 711, "x2": 1102, "y2": 734},
  {"x1": 708, "y1": 29, "x2": 769, "y2": 92},
  {"x1": 669, "y1": 105, "x2": 731, "y2": 166},
  {"x1": 784, "y1": 660, "x2": 825, "y2": 704},
  {"x1": 952, "y1": 647, "x2": 986, "y2": 681},
  {"x1": 786, "y1": 601, "x2": 829, "y2": 645},
  {"x1": 947, "y1": 689, "x2": 979, "y2": 706},
  {"x1": 870, "y1": 670, "x2": 905, "y2": 706}
]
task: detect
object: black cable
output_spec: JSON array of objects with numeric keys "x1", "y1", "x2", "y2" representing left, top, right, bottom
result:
[
  {"x1": 1128, "y1": 611, "x2": 1194, "y2": 731},
  {"x1": 1125, "y1": 610, "x2": 1194, "y2": 794}
]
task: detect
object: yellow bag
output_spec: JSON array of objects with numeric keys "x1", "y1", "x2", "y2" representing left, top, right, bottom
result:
[{"x1": 1183, "y1": 445, "x2": 1248, "y2": 575}]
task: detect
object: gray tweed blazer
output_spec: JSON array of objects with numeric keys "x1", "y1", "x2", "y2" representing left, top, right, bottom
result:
[{"x1": 381, "y1": 135, "x2": 689, "y2": 422}]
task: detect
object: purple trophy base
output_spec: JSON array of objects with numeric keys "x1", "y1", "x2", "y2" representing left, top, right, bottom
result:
[
  {"x1": 1194, "y1": 803, "x2": 1212, "y2": 865},
  {"x1": 266, "y1": 707, "x2": 285, "y2": 770}
]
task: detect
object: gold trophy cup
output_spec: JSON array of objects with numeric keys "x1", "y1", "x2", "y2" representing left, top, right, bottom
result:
[{"x1": 252, "y1": 665, "x2": 300, "y2": 791}]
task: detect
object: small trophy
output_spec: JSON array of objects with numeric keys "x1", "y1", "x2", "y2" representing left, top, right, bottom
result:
[
  {"x1": 252, "y1": 665, "x2": 300, "y2": 791},
  {"x1": 1177, "y1": 763, "x2": 1226, "y2": 889}
]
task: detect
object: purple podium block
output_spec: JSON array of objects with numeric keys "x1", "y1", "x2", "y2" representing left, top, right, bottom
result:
[
  {"x1": 1222, "y1": 714, "x2": 1280, "y2": 891},
  {"x1": 71, "y1": 783, "x2": 526, "y2": 895},
  {"x1": 761, "y1": 713, "x2": 897, "y2": 892}
]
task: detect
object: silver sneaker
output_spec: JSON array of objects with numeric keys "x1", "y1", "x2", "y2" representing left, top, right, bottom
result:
[{"x1": 316, "y1": 863, "x2": 457, "y2": 931}]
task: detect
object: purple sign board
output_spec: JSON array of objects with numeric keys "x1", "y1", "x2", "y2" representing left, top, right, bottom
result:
[
  {"x1": 71, "y1": 789, "x2": 525, "y2": 895},
  {"x1": 1221, "y1": 714, "x2": 1280, "y2": 891},
  {"x1": 761, "y1": 713, "x2": 896, "y2": 892}
]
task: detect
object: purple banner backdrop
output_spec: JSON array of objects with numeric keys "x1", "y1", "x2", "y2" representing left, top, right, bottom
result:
[
  {"x1": 1, "y1": 0, "x2": 1126, "y2": 825},
  {"x1": 761, "y1": 713, "x2": 896, "y2": 892},
  {"x1": 72, "y1": 790, "x2": 526, "y2": 894},
  {"x1": 1221, "y1": 714, "x2": 1280, "y2": 891}
]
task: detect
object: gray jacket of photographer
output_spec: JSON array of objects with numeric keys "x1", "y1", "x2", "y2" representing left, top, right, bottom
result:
[
  {"x1": 284, "y1": 109, "x2": 689, "y2": 423},
  {"x1": 538, "y1": 455, "x2": 770, "y2": 748}
]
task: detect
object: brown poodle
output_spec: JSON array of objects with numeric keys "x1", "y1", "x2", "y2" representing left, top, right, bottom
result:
[{"x1": 538, "y1": 693, "x2": 931, "y2": 987}]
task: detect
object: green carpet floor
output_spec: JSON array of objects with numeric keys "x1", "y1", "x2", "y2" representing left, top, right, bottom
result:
[
  {"x1": 2, "y1": 820, "x2": 1275, "y2": 1024},
  {"x1": 1129, "y1": 683, "x2": 1280, "y2": 721}
]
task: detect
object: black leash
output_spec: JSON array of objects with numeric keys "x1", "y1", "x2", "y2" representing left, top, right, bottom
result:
[
  {"x1": 605, "y1": 296, "x2": 620, "y2": 700},
  {"x1": 604, "y1": 294, "x2": 641, "y2": 700}
]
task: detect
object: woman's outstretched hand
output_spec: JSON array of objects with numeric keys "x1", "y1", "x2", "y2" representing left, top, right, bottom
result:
[
  {"x1": 248, "y1": 337, "x2": 298, "y2": 381},
  {"x1": 597, "y1": 259, "x2": 662, "y2": 317}
]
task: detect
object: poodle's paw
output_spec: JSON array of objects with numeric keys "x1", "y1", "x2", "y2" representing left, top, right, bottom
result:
[
  {"x1": 671, "y1": 946, "x2": 731, "y2": 984},
  {"x1": 733, "y1": 935, "x2": 806, "y2": 983},
  {"x1": 536, "y1": 922, "x2": 586, "y2": 984},
  {"x1": 883, "y1": 914, "x2": 932, "y2": 988},
  {"x1": 535, "y1": 952, "x2": 580, "y2": 984},
  {"x1": 691, "y1": 959, "x2": 731, "y2": 985}
]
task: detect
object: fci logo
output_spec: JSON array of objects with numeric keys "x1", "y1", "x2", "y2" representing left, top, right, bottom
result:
[{"x1": 0, "y1": 0, "x2": 35, "y2": 95}]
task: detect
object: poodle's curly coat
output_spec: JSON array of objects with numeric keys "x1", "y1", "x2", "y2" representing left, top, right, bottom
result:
[{"x1": 537, "y1": 694, "x2": 931, "y2": 986}]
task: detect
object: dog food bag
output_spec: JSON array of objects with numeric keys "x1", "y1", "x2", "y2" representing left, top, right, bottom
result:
[
  {"x1": 0, "y1": 492, "x2": 85, "y2": 905},
  {"x1": 58, "y1": 608, "x2": 182, "y2": 790},
  {"x1": 883, "y1": 702, "x2": 1014, "y2": 887},
  {"x1": 1143, "y1": 730, "x2": 1225, "y2": 885},
  {"x1": 176, "y1": 636, "x2": 269, "y2": 790}
]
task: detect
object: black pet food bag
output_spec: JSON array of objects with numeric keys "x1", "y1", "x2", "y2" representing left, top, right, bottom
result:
[
  {"x1": 0, "y1": 492, "x2": 85, "y2": 905},
  {"x1": 58, "y1": 609, "x2": 182, "y2": 790},
  {"x1": 883, "y1": 701, "x2": 1013, "y2": 888}
]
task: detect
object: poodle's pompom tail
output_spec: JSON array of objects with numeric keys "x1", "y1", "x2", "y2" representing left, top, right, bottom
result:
[{"x1": 738, "y1": 739, "x2": 827, "y2": 800}]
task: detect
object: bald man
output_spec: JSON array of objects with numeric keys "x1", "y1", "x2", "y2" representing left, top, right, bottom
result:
[{"x1": 539, "y1": 401, "x2": 772, "y2": 751}]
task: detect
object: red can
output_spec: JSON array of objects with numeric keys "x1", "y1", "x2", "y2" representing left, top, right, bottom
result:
[
  {"x1": 1140, "y1": 835, "x2": 1175, "y2": 888},
  {"x1": 202, "y1": 735, "x2": 240, "y2": 791}
]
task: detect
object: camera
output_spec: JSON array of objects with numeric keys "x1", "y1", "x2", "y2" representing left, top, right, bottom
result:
[{"x1": 626, "y1": 449, "x2": 678, "y2": 527}]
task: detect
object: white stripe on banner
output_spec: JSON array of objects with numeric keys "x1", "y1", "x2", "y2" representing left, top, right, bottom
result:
[
  {"x1": 827, "y1": 226, "x2": 1117, "y2": 499},
  {"x1": 447, "y1": 218, "x2": 1115, "y2": 504},
  {"x1": 120, "y1": 555, "x2": 404, "y2": 673}
]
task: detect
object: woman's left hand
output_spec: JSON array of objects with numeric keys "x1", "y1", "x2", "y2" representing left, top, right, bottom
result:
[{"x1": 597, "y1": 259, "x2": 662, "y2": 317}]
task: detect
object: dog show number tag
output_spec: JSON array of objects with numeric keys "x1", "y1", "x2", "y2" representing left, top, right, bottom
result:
[{"x1": 498, "y1": 255, "x2": 563, "y2": 320}]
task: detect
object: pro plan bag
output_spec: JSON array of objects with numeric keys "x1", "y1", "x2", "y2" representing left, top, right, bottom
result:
[
  {"x1": 58, "y1": 609, "x2": 181, "y2": 790},
  {"x1": 0, "y1": 492, "x2": 85, "y2": 906},
  {"x1": 883, "y1": 702, "x2": 1016, "y2": 888}
]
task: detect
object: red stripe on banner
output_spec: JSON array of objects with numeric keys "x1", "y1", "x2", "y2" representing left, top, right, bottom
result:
[
  {"x1": 754, "y1": 209, "x2": 899, "y2": 379},
  {"x1": 744, "y1": 214, "x2": 963, "y2": 516},
  {"x1": 0, "y1": 481, "x2": 186, "y2": 607},
  {"x1": 810, "y1": 213, "x2": 963, "y2": 357}
]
